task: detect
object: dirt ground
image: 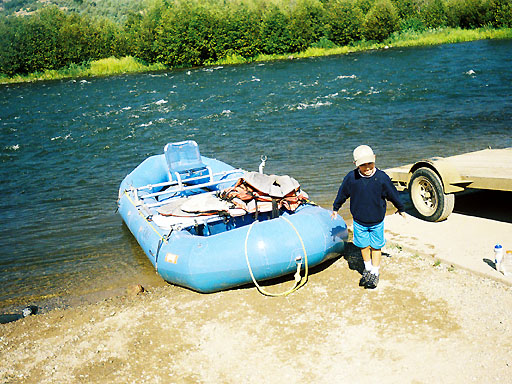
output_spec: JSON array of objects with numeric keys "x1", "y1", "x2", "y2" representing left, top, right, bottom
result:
[{"x1": 2, "y1": 214, "x2": 512, "y2": 384}]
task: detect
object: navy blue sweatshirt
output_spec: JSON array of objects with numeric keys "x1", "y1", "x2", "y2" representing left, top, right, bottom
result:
[{"x1": 333, "y1": 168, "x2": 405, "y2": 226}]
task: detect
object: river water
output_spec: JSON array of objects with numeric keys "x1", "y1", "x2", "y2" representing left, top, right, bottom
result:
[{"x1": 1, "y1": 39, "x2": 511, "y2": 312}]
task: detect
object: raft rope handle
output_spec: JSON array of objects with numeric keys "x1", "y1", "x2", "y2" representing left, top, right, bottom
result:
[
  {"x1": 124, "y1": 191, "x2": 169, "y2": 244},
  {"x1": 244, "y1": 216, "x2": 308, "y2": 297}
]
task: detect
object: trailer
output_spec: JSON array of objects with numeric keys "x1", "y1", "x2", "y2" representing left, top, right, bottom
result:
[{"x1": 384, "y1": 148, "x2": 512, "y2": 222}]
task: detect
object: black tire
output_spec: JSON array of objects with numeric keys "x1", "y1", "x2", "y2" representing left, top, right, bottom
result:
[{"x1": 409, "y1": 167, "x2": 455, "y2": 222}]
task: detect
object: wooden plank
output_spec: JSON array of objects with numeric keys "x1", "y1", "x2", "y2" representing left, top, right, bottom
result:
[
  {"x1": 448, "y1": 148, "x2": 512, "y2": 191},
  {"x1": 446, "y1": 148, "x2": 512, "y2": 177},
  {"x1": 385, "y1": 148, "x2": 512, "y2": 192}
]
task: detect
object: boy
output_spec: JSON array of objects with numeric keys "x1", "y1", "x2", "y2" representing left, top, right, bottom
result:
[{"x1": 331, "y1": 145, "x2": 405, "y2": 289}]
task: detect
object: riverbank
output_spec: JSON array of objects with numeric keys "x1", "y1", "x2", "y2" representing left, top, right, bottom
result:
[
  {"x1": 1, "y1": 27, "x2": 511, "y2": 85},
  {"x1": 1, "y1": 209, "x2": 511, "y2": 383}
]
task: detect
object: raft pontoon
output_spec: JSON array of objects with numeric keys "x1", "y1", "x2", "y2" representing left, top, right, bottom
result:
[{"x1": 117, "y1": 140, "x2": 348, "y2": 294}]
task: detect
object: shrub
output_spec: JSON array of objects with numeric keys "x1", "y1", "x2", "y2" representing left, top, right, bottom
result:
[
  {"x1": 215, "y1": 4, "x2": 261, "y2": 60},
  {"x1": 363, "y1": 0, "x2": 400, "y2": 41},
  {"x1": 391, "y1": 0, "x2": 418, "y2": 20},
  {"x1": 155, "y1": 5, "x2": 219, "y2": 67},
  {"x1": 445, "y1": 0, "x2": 494, "y2": 28},
  {"x1": 286, "y1": 0, "x2": 326, "y2": 52},
  {"x1": 311, "y1": 36, "x2": 338, "y2": 48},
  {"x1": 0, "y1": 19, "x2": 22, "y2": 76},
  {"x1": 260, "y1": 5, "x2": 293, "y2": 54},
  {"x1": 325, "y1": 0, "x2": 364, "y2": 46},
  {"x1": 399, "y1": 17, "x2": 427, "y2": 31},
  {"x1": 124, "y1": 2, "x2": 166, "y2": 63},
  {"x1": 419, "y1": 0, "x2": 448, "y2": 28},
  {"x1": 490, "y1": 0, "x2": 512, "y2": 27},
  {"x1": 356, "y1": 0, "x2": 377, "y2": 14}
]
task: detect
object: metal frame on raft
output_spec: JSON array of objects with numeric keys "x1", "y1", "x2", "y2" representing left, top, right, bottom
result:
[
  {"x1": 123, "y1": 168, "x2": 259, "y2": 234},
  {"x1": 129, "y1": 169, "x2": 244, "y2": 208}
]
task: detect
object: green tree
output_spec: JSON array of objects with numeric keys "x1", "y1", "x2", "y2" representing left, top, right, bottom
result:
[
  {"x1": 0, "y1": 7, "x2": 71, "y2": 75},
  {"x1": 445, "y1": 0, "x2": 494, "y2": 28},
  {"x1": 391, "y1": 0, "x2": 418, "y2": 19},
  {"x1": 0, "y1": 6, "x2": 125, "y2": 76},
  {"x1": 325, "y1": 0, "x2": 364, "y2": 46},
  {"x1": 25, "y1": 6, "x2": 65, "y2": 72},
  {"x1": 287, "y1": 0, "x2": 326, "y2": 52},
  {"x1": 356, "y1": 0, "x2": 377, "y2": 14},
  {"x1": 260, "y1": 5, "x2": 293, "y2": 54},
  {"x1": 363, "y1": 0, "x2": 399, "y2": 41},
  {"x1": 124, "y1": 1, "x2": 166, "y2": 63},
  {"x1": 490, "y1": 0, "x2": 512, "y2": 27},
  {"x1": 0, "y1": 18, "x2": 25, "y2": 75},
  {"x1": 93, "y1": 18, "x2": 127, "y2": 59},
  {"x1": 215, "y1": 4, "x2": 261, "y2": 60},
  {"x1": 155, "y1": 4, "x2": 218, "y2": 67},
  {"x1": 419, "y1": 0, "x2": 447, "y2": 28}
]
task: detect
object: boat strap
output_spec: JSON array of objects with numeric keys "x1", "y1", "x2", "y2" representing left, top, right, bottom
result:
[
  {"x1": 271, "y1": 198, "x2": 279, "y2": 219},
  {"x1": 244, "y1": 216, "x2": 308, "y2": 297}
]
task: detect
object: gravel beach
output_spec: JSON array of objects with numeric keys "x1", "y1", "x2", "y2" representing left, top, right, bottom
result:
[{"x1": 1, "y1": 210, "x2": 512, "y2": 384}]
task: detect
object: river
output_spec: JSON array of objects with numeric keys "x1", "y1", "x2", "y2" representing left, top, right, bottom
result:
[{"x1": 1, "y1": 39, "x2": 511, "y2": 312}]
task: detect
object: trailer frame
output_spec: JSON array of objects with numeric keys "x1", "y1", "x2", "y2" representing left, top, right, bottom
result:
[{"x1": 384, "y1": 148, "x2": 512, "y2": 221}]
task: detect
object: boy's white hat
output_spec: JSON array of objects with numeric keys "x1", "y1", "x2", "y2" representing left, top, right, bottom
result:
[{"x1": 353, "y1": 145, "x2": 375, "y2": 166}]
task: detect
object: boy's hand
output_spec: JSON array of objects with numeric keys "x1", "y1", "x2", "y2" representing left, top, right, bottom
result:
[{"x1": 330, "y1": 211, "x2": 338, "y2": 220}]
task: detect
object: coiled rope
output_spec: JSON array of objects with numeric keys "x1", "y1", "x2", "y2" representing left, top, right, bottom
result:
[{"x1": 244, "y1": 216, "x2": 308, "y2": 297}]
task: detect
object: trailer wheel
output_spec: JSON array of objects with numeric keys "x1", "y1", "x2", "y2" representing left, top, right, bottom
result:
[{"x1": 409, "y1": 167, "x2": 455, "y2": 222}]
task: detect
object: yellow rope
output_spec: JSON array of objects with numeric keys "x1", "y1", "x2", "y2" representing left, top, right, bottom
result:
[
  {"x1": 123, "y1": 191, "x2": 168, "y2": 244},
  {"x1": 244, "y1": 216, "x2": 308, "y2": 297}
]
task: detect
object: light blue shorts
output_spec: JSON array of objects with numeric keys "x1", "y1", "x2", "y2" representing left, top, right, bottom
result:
[{"x1": 353, "y1": 220, "x2": 386, "y2": 249}]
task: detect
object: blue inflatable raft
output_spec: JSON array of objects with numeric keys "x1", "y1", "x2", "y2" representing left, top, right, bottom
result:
[{"x1": 117, "y1": 140, "x2": 348, "y2": 294}]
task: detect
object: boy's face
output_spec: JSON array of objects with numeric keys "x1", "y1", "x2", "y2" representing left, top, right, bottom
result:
[{"x1": 358, "y1": 162, "x2": 375, "y2": 176}]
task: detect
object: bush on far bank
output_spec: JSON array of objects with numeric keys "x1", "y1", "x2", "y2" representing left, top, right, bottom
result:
[
  {"x1": 363, "y1": 0, "x2": 400, "y2": 42},
  {"x1": 0, "y1": 0, "x2": 511, "y2": 77}
]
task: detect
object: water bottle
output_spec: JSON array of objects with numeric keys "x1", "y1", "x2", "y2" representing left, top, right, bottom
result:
[{"x1": 494, "y1": 244, "x2": 503, "y2": 272}]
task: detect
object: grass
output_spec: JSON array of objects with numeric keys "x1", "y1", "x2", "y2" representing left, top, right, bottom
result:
[
  {"x1": 1, "y1": 27, "x2": 511, "y2": 84},
  {"x1": 0, "y1": 57, "x2": 166, "y2": 84},
  {"x1": 387, "y1": 26, "x2": 512, "y2": 47},
  {"x1": 88, "y1": 56, "x2": 166, "y2": 76}
]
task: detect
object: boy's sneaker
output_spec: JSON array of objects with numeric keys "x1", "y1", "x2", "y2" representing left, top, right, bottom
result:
[
  {"x1": 365, "y1": 273, "x2": 379, "y2": 289},
  {"x1": 359, "y1": 269, "x2": 371, "y2": 287}
]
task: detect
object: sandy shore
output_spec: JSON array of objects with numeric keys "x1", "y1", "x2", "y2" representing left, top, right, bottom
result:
[{"x1": 2, "y1": 207, "x2": 512, "y2": 383}]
